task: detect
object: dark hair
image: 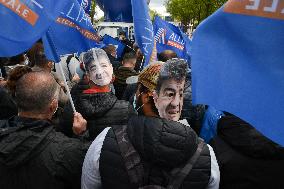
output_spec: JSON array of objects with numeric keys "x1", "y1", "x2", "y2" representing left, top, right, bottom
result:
[
  {"x1": 15, "y1": 72, "x2": 58, "y2": 113},
  {"x1": 26, "y1": 43, "x2": 48, "y2": 68},
  {"x1": 137, "y1": 83, "x2": 159, "y2": 116},
  {"x1": 82, "y1": 48, "x2": 110, "y2": 72},
  {"x1": 156, "y1": 59, "x2": 188, "y2": 93},
  {"x1": 103, "y1": 45, "x2": 116, "y2": 55},
  {"x1": 123, "y1": 52, "x2": 137, "y2": 62},
  {"x1": 6, "y1": 65, "x2": 32, "y2": 97},
  {"x1": 7, "y1": 54, "x2": 26, "y2": 66},
  {"x1": 119, "y1": 31, "x2": 126, "y2": 36},
  {"x1": 157, "y1": 50, "x2": 177, "y2": 62}
]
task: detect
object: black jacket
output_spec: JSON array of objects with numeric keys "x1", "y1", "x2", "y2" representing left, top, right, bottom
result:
[
  {"x1": 181, "y1": 77, "x2": 205, "y2": 136},
  {"x1": 0, "y1": 87, "x2": 17, "y2": 120},
  {"x1": 210, "y1": 115, "x2": 284, "y2": 189},
  {"x1": 0, "y1": 116, "x2": 89, "y2": 189},
  {"x1": 114, "y1": 67, "x2": 138, "y2": 99},
  {"x1": 60, "y1": 82, "x2": 133, "y2": 140},
  {"x1": 100, "y1": 116, "x2": 211, "y2": 189}
]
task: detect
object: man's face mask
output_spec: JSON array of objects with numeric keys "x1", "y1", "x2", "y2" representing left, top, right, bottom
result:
[{"x1": 88, "y1": 57, "x2": 113, "y2": 86}]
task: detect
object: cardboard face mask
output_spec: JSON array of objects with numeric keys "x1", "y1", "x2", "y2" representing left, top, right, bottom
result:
[
  {"x1": 82, "y1": 48, "x2": 114, "y2": 86},
  {"x1": 88, "y1": 57, "x2": 113, "y2": 86}
]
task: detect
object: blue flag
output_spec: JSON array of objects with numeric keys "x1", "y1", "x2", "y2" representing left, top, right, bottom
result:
[
  {"x1": 79, "y1": 0, "x2": 91, "y2": 15},
  {"x1": 153, "y1": 16, "x2": 191, "y2": 62},
  {"x1": 42, "y1": 0, "x2": 104, "y2": 62},
  {"x1": 131, "y1": 0, "x2": 154, "y2": 66},
  {"x1": 103, "y1": 35, "x2": 126, "y2": 58},
  {"x1": 191, "y1": 0, "x2": 284, "y2": 146},
  {"x1": 97, "y1": 0, "x2": 133, "y2": 22},
  {"x1": 0, "y1": 0, "x2": 68, "y2": 57}
]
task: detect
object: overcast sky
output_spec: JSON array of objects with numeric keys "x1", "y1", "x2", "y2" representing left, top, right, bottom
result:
[{"x1": 149, "y1": 0, "x2": 169, "y2": 16}]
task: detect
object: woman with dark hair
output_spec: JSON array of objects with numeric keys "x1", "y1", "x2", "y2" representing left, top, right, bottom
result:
[
  {"x1": 0, "y1": 65, "x2": 32, "y2": 120},
  {"x1": 6, "y1": 65, "x2": 32, "y2": 97}
]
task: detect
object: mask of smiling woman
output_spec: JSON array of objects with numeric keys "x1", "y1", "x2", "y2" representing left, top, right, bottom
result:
[{"x1": 82, "y1": 48, "x2": 113, "y2": 86}]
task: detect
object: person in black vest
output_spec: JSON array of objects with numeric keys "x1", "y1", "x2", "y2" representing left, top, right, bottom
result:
[
  {"x1": 81, "y1": 59, "x2": 220, "y2": 189},
  {"x1": 59, "y1": 48, "x2": 134, "y2": 140},
  {"x1": 208, "y1": 113, "x2": 284, "y2": 189},
  {"x1": 0, "y1": 71, "x2": 89, "y2": 189}
]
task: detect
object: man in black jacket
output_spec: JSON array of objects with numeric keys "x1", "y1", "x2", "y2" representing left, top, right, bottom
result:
[
  {"x1": 0, "y1": 71, "x2": 89, "y2": 189},
  {"x1": 81, "y1": 59, "x2": 219, "y2": 189},
  {"x1": 114, "y1": 51, "x2": 138, "y2": 99}
]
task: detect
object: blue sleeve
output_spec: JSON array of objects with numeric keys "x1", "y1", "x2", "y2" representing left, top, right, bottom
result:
[{"x1": 200, "y1": 106, "x2": 224, "y2": 143}]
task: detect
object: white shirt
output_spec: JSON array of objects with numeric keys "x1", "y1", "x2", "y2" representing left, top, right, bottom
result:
[{"x1": 82, "y1": 123, "x2": 220, "y2": 189}]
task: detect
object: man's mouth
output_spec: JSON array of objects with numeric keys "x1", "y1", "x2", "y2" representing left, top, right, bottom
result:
[{"x1": 168, "y1": 110, "x2": 179, "y2": 115}]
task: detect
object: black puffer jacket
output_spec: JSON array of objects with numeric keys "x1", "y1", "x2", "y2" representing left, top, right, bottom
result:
[
  {"x1": 0, "y1": 116, "x2": 89, "y2": 189},
  {"x1": 210, "y1": 115, "x2": 284, "y2": 189},
  {"x1": 100, "y1": 116, "x2": 211, "y2": 189},
  {"x1": 60, "y1": 82, "x2": 133, "y2": 140}
]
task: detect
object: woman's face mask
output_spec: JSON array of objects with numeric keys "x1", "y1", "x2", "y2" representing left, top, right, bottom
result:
[
  {"x1": 133, "y1": 92, "x2": 144, "y2": 113},
  {"x1": 88, "y1": 58, "x2": 113, "y2": 86}
]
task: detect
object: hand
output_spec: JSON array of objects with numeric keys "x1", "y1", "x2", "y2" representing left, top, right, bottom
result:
[
  {"x1": 72, "y1": 112, "x2": 87, "y2": 135},
  {"x1": 71, "y1": 73, "x2": 80, "y2": 83}
]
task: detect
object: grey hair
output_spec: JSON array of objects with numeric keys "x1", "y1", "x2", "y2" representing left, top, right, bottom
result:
[
  {"x1": 15, "y1": 71, "x2": 58, "y2": 113},
  {"x1": 80, "y1": 48, "x2": 110, "y2": 72},
  {"x1": 156, "y1": 58, "x2": 188, "y2": 93}
]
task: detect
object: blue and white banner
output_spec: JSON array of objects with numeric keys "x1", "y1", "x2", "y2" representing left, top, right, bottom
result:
[
  {"x1": 103, "y1": 34, "x2": 126, "y2": 58},
  {"x1": 192, "y1": 0, "x2": 284, "y2": 146},
  {"x1": 131, "y1": 0, "x2": 154, "y2": 66},
  {"x1": 0, "y1": 0, "x2": 68, "y2": 57},
  {"x1": 42, "y1": 0, "x2": 104, "y2": 62},
  {"x1": 153, "y1": 16, "x2": 191, "y2": 62},
  {"x1": 79, "y1": 0, "x2": 91, "y2": 15}
]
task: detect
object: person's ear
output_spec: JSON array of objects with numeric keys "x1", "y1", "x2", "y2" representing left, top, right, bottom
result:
[
  {"x1": 50, "y1": 98, "x2": 58, "y2": 114},
  {"x1": 152, "y1": 91, "x2": 158, "y2": 105},
  {"x1": 47, "y1": 61, "x2": 53, "y2": 69}
]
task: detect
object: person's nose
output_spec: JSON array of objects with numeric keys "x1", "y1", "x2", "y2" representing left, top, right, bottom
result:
[{"x1": 170, "y1": 94, "x2": 180, "y2": 108}]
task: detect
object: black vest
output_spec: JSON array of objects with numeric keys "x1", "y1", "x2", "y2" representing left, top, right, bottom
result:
[{"x1": 100, "y1": 116, "x2": 211, "y2": 189}]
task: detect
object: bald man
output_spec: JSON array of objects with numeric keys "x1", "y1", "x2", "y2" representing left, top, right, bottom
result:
[{"x1": 0, "y1": 71, "x2": 89, "y2": 189}]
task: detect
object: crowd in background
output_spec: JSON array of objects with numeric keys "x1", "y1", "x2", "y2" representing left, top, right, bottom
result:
[{"x1": 0, "y1": 31, "x2": 283, "y2": 189}]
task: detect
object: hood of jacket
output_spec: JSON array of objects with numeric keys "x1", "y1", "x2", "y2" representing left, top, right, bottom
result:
[
  {"x1": 127, "y1": 116, "x2": 199, "y2": 169},
  {"x1": 0, "y1": 116, "x2": 53, "y2": 168},
  {"x1": 75, "y1": 92, "x2": 117, "y2": 118}
]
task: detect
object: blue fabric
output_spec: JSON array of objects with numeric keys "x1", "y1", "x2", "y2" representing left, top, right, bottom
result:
[
  {"x1": 153, "y1": 16, "x2": 191, "y2": 63},
  {"x1": 200, "y1": 106, "x2": 224, "y2": 143},
  {"x1": 96, "y1": 0, "x2": 132, "y2": 22},
  {"x1": 79, "y1": 0, "x2": 91, "y2": 15},
  {"x1": 103, "y1": 35, "x2": 126, "y2": 58},
  {"x1": 0, "y1": 0, "x2": 68, "y2": 57},
  {"x1": 42, "y1": 0, "x2": 104, "y2": 62},
  {"x1": 191, "y1": 0, "x2": 284, "y2": 146},
  {"x1": 131, "y1": 0, "x2": 154, "y2": 67}
]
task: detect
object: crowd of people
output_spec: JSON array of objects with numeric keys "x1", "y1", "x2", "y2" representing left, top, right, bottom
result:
[{"x1": 0, "y1": 32, "x2": 283, "y2": 189}]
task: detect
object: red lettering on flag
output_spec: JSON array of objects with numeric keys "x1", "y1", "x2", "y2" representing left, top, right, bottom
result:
[
  {"x1": 56, "y1": 17, "x2": 101, "y2": 42},
  {"x1": 167, "y1": 40, "x2": 184, "y2": 50}
]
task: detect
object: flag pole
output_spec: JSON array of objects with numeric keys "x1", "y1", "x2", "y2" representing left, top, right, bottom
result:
[{"x1": 45, "y1": 30, "x2": 76, "y2": 113}]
